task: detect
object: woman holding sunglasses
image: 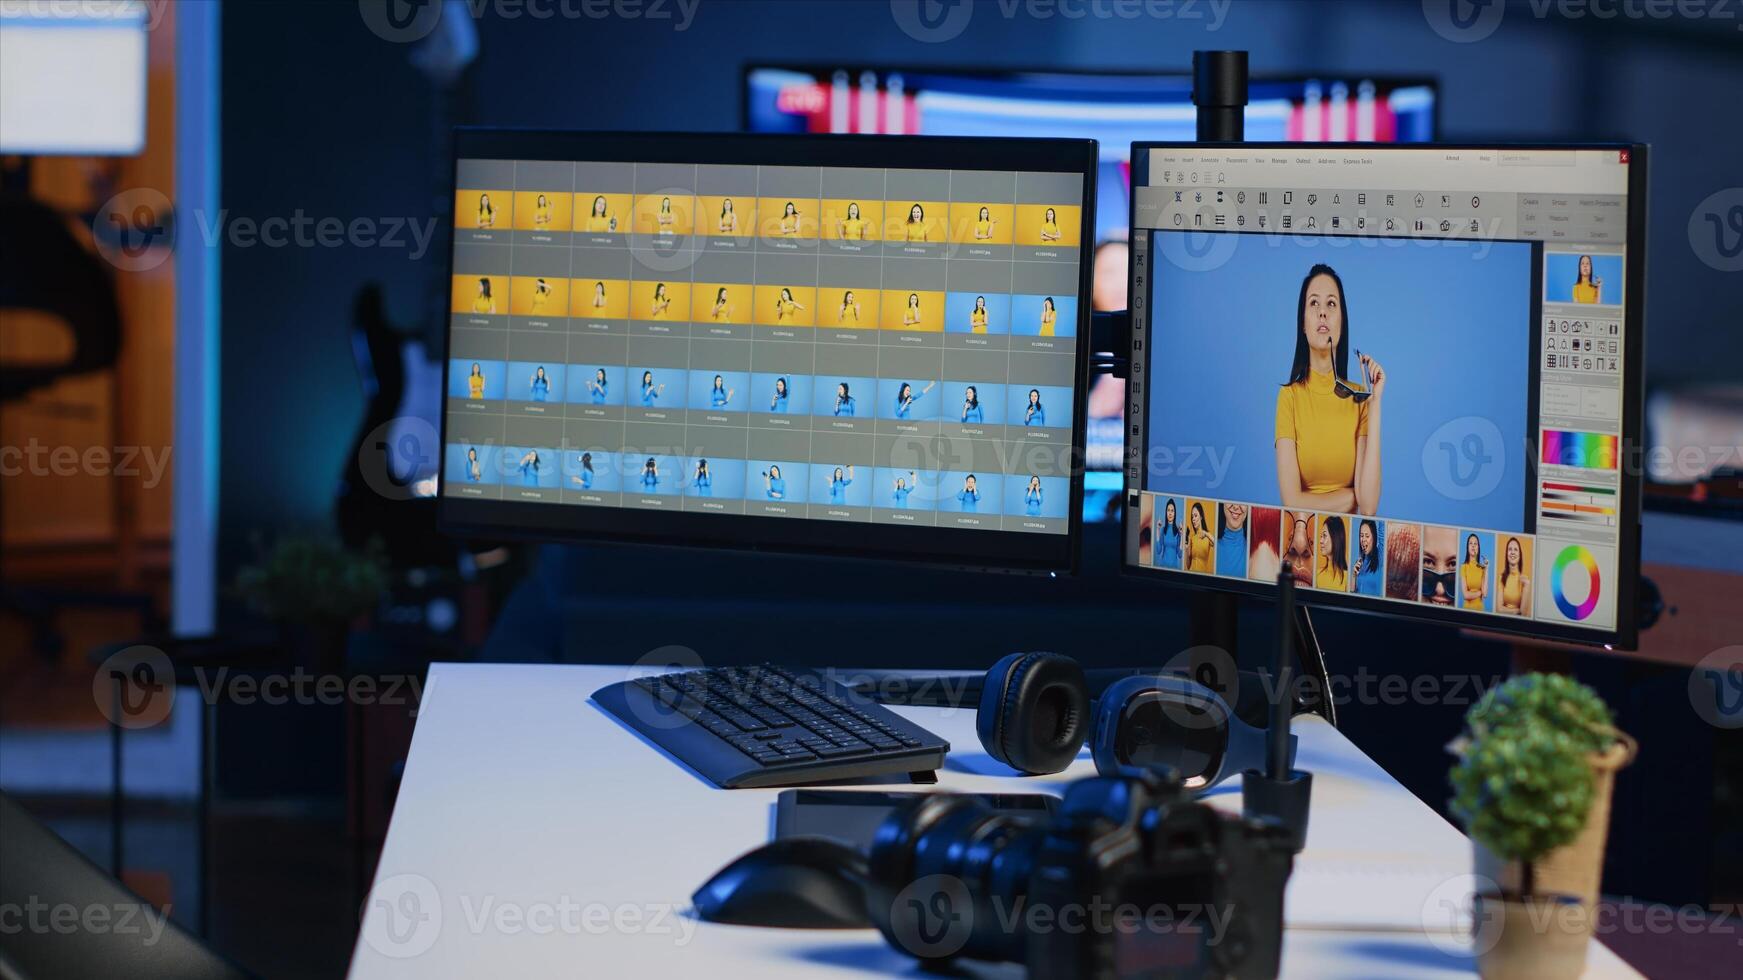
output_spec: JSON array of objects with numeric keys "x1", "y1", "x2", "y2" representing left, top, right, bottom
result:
[{"x1": 1275, "y1": 263, "x2": 1385, "y2": 516}]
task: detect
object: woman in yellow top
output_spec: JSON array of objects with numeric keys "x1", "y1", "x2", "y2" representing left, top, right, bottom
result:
[
  {"x1": 1185, "y1": 502, "x2": 1214, "y2": 572},
  {"x1": 904, "y1": 204, "x2": 928, "y2": 242},
  {"x1": 970, "y1": 295, "x2": 988, "y2": 334},
  {"x1": 1275, "y1": 264, "x2": 1386, "y2": 516},
  {"x1": 709, "y1": 287, "x2": 733, "y2": 322},
  {"x1": 838, "y1": 202, "x2": 867, "y2": 240},
  {"x1": 774, "y1": 287, "x2": 805, "y2": 322},
  {"x1": 839, "y1": 290, "x2": 861, "y2": 324},
  {"x1": 533, "y1": 194, "x2": 551, "y2": 229},
  {"x1": 467, "y1": 362, "x2": 485, "y2": 399},
  {"x1": 1315, "y1": 517, "x2": 1349, "y2": 591},
  {"x1": 590, "y1": 281, "x2": 607, "y2": 310},
  {"x1": 649, "y1": 283, "x2": 672, "y2": 319},
  {"x1": 471, "y1": 278, "x2": 496, "y2": 314},
  {"x1": 585, "y1": 195, "x2": 616, "y2": 233},
  {"x1": 718, "y1": 198, "x2": 737, "y2": 234},
  {"x1": 972, "y1": 206, "x2": 996, "y2": 240},
  {"x1": 779, "y1": 202, "x2": 801, "y2": 237},
  {"x1": 531, "y1": 278, "x2": 551, "y2": 314},
  {"x1": 1497, "y1": 536, "x2": 1530, "y2": 615},
  {"x1": 1460, "y1": 534, "x2": 1489, "y2": 610},
  {"x1": 903, "y1": 293, "x2": 923, "y2": 329},
  {"x1": 1038, "y1": 296, "x2": 1057, "y2": 336},
  {"x1": 656, "y1": 196, "x2": 676, "y2": 235},
  {"x1": 476, "y1": 193, "x2": 496, "y2": 229},
  {"x1": 1572, "y1": 254, "x2": 1603, "y2": 304},
  {"x1": 1039, "y1": 206, "x2": 1061, "y2": 242}
]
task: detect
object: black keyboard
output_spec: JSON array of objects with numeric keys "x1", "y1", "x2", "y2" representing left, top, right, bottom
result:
[{"x1": 592, "y1": 665, "x2": 950, "y2": 788}]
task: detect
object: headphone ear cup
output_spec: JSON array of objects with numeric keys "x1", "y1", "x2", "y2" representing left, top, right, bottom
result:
[{"x1": 976, "y1": 652, "x2": 1090, "y2": 775}]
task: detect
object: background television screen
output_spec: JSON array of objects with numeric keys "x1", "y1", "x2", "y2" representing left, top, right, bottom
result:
[{"x1": 744, "y1": 65, "x2": 1438, "y2": 519}]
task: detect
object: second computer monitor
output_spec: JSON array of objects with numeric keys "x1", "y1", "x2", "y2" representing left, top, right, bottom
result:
[
  {"x1": 441, "y1": 131, "x2": 1098, "y2": 573},
  {"x1": 1124, "y1": 143, "x2": 1645, "y2": 648}
]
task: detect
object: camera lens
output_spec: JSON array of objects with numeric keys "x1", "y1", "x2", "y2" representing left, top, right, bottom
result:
[{"x1": 867, "y1": 793, "x2": 1047, "y2": 963}]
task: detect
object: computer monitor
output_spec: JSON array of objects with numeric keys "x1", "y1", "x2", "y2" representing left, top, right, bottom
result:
[
  {"x1": 439, "y1": 131, "x2": 1098, "y2": 573},
  {"x1": 1123, "y1": 143, "x2": 1646, "y2": 648},
  {"x1": 745, "y1": 66, "x2": 1439, "y2": 516},
  {"x1": 0, "y1": 1, "x2": 148, "y2": 155}
]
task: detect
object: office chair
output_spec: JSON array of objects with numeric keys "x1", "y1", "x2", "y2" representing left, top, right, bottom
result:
[{"x1": 0, "y1": 792, "x2": 253, "y2": 980}]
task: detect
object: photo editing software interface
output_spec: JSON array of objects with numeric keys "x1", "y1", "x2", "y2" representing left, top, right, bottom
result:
[
  {"x1": 1125, "y1": 145, "x2": 1637, "y2": 639},
  {"x1": 442, "y1": 151, "x2": 1088, "y2": 551}
]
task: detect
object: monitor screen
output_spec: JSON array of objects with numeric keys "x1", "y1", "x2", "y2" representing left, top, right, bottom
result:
[
  {"x1": 441, "y1": 131, "x2": 1097, "y2": 573},
  {"x1": 1124, "y1": 144, "x2": 1644, "y2": 648},
  {"x1": 0, "y1": 0, "x2": 148, "y2": 155},
  {"x1": 744, "y1": 66, "x2": 1438, "y2": 517}
]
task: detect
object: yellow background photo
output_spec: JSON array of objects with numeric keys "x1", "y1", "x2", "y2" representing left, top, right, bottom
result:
[
  {"x1": 512, "y1": 191, "x2": 571, "y2": 233},
  {"x1": 569, "y1": 278, "x2": 630, "y2": 321},
  {"x1": 690, "y1": 283, "x2": 754, "y2": 324},
  {"x1": 818, "y1": 286, "x2": 880, "y2": 328},
  {"x1": 696, "y1": 196, "x2": 754, "y2": 237},
  {"x1": 632, "y1": 193, "x2": 695, "y2": 236},
  {"x1": 457, "y1": 189, "x2": 511, "y2": 230},
  {"x1": 753, "y1": 285, "x2": 817, "y2": 328},
  {"x1": 1495, "y1": 534, "x2": 1535, "y2": 616},
  {"x1": 821, "y1": 199, "x2": 883, "y2": 242},
  {"x1": 757, "y1": 197, "x2": 820, "y2": 239},
  {"x1": 883, "y1": 201, "x2": 947, "y2": 244},
  {"x1": 573, "y1": 192, "x2": 632, "y2": 234},
  {"x1": 629, "y1": 280, "x2": 692, "y2": 322},
  {"x1": 510, "y1": 276, "x2": 569, "y2": 317},
  {"x1": 452, "y1": 274, "x2": 508, "y2": 315},
  {"x1": 1184, "y1": 498, "x2": 1218, "y2": 573},
  {"x1": 1015, "y1": 203, "x2": 1082, "y2": 247},
  {"x1": 947, "y1": 202, "x2": 1015, "y2": 245},
  {"x1": 880, "y1": 289, "x2": 945, "y2": 332}
]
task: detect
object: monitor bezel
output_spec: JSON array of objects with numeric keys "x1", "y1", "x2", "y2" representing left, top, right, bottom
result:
[
  {"x1": 1122, "y1": 140, "x2": 1646, "y2": 650},
  {"x1": 440, "y1": 129, "x2": 1099, "y2": 576}
]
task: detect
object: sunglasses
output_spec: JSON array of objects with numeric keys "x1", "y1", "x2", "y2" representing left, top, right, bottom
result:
[{"x1": 1334, "y1": 348, "x2": 1373, "y2": 402}]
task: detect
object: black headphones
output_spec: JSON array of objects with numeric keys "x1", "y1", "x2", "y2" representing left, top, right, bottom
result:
[{"x1": 975, "y1": 651, "x2": 1297, "y2": 787}]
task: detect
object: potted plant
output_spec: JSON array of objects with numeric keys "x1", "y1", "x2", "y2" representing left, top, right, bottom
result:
[
  {"x1": 1449, "y1": 720, "x2": 1595, "y2": 979},
  {"x1": 233, "y1": 533, "x2": 389, "y2": 672},
  {"x1": 1456, "y1": 673, "x2": 1635, "y2": 907}
]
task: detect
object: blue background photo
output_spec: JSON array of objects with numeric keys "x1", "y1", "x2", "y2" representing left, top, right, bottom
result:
[
  {"x1": 566, "y1": 365, "x2": 623, "y2": 406},
  {"x1": 1544, "y1": 252, "x2": 1624, "y2": 306},
  {"x1": 448, "y1": 359, "x2": 505, "y2": 400},
  {"x1": 944, "y1": 292, "x2": 1013, "y2": 335},
  {"x1": 1145, "y1": 231, "x2": 1534, "y2": 533},
  {"x1": 688, "y1": 370, "x2": 750, "y2": 413}
]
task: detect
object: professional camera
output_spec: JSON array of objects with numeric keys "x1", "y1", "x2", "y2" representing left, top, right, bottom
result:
[{"x1": 866, "y1": 768, "x2": 1293, "y2": 979}]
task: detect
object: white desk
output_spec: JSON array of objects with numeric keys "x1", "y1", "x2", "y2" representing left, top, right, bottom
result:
[{"x1": 348, "y1": 664, "x2": 1640, "y2": 978}]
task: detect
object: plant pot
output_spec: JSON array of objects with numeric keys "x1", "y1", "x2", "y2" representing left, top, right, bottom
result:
[
  {"x1": 1473, "y1": 732, "x2": 1636, "y2": 909},
  {"x1": 1471, "y1": 892, "x2": 1590, "y2": 980}
]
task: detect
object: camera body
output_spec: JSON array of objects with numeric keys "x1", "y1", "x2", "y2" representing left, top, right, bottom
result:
[{"x1": 869, "y1": 769, "x2": 1293, "y2": 979}]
